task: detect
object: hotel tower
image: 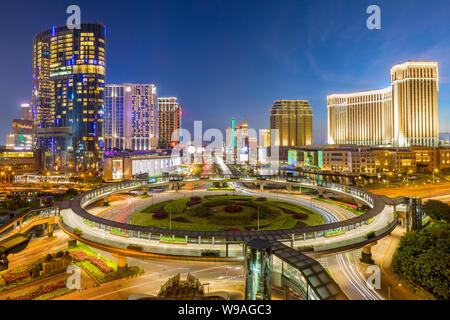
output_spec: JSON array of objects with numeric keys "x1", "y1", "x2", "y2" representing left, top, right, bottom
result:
[
  {"x1": 270, "y1": 100, "x2": 313, "y2": 147},
  {"x1": 105, "y1": 84, "x2": 158, "y2": 151},
  {"x1": 32, "y1": 23, "x2": 106, "y2": 172},
  {"x1": 327, "y1": 61, "x2": 439, "y2": 147},
  {"x1": 158, "y1": 97, "x2": 182, "y2": 149}
]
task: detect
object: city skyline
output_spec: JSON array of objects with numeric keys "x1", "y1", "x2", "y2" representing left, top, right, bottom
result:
[{"x1": 1, "y1": 0, "x2": 450, "y2": 147}]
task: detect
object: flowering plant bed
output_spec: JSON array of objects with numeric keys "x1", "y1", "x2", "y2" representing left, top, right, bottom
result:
[
  {"x1": 2, "y1": 270, "x2": 30, "y2": 284},
  {"x1": 69, "y1": 251, "x2": 114, "y2": 273},
  {"x1": 11, "y1": 281, "x2": 70, "y2": 300}
]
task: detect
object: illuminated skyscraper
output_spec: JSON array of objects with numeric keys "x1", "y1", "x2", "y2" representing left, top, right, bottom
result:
[
  {"x1": 5, "y1": 103, "x2": 34, "y2": 151},
  {"x1": 270, "y1": 100, "x2": 313, "y2": 147},
  {"x1": 105, "y1": 84, "x2": 158, "y2": 151},
  {"x1": 32, "y1": 23, "x2": 106, "y2": 172},
  {"x1": 158, "y1": 97, "x2": 182, "y2": 149},
  {"x1": 328, "y1": 61, "x2": 439, "y2": 147}
]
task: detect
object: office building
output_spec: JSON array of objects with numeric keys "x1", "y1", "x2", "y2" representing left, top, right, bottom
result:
[
  {"x1": 270, "y1": 100, "x2": 313, "y2": 147},
  {"x1": 105, "y1": 84, "x2": 158, "y2": 151},
  {"x1": 328, "y1": 61, "x2": 439, "y2": 147},
  {"x1": 6, "y1": 103, "x2": 34, "y2": 151},
  {"x1": 32, "y1": 23, "x2": 106, "y2": 172},
  {"x1": 158, "y1": 97, "x2": 182, "y2": 149}
]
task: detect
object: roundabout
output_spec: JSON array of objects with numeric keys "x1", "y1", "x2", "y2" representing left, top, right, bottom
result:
[{"x1": 128, "y1": 194, "x2": 325, "y2": 232}]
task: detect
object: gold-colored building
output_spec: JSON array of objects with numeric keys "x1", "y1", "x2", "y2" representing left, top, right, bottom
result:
[
  {"x1": 328, "y1": 61, "x2": 439, "y2": 147},
  {"x1": 270, "y1": 100, "x2": 312, "y2": 147},
  {"x1": 158, "y1": 97, "x2": 182, "y2": 149}
]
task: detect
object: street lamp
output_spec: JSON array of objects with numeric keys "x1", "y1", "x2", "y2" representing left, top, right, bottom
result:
[
  {"x1": 406, "y1": 170, "x2": 413, "y2": 186},
  {"x1": 433, "y1": 169, "x2": 439, "y2": 184}
]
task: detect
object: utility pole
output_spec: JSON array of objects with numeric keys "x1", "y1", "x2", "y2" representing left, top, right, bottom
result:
[
  {"x1": 169, "y1": 207, "x2": 172, "y2": 230},
  {"x1": 257, "y1": 205, "x2": 260, "y2": 231}
]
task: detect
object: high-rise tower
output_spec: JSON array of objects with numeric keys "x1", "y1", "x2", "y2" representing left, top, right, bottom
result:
[
  {"x1": 32, "y1": 23, "x2": 106, "y2": 172},
  {"x1": 157, "y1": 97, "x2": 182, "y2": 149},
  {"x1": 327, "y1": 61, "x2": 439, "y2": 147},
  {"x1": 105, "y1": 84, "x2": 158, "y2": 151},
  {"x1": 270, "y1": 100, "x2": 313, "y2": 147}
]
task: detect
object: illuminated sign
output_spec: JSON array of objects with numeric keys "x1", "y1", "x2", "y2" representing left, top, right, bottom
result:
[{"x1": 288, "y1": 150, "x2": 298, "y2": 167}]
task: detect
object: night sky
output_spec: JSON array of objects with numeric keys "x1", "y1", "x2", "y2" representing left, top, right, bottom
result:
[{"x1": 0, "y1": 0, "x2": 449, "y2": 145}]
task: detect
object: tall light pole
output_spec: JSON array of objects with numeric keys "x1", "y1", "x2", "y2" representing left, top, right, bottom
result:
[{"x1": 257, "y1": 205, "x2": 260, "y2": 231}]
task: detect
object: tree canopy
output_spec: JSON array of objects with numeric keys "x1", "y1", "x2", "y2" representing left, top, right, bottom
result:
[
  {"x1": 392, "y1": 223, "x2": 450, "y2": 300},
  {"x1": 422, "y1": 200, "x2": 450, "y2": 221}
]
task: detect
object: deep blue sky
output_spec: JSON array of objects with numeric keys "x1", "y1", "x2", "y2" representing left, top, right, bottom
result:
[{"x1": 0, "y1": 0, "x2": 449, "y2": 145}]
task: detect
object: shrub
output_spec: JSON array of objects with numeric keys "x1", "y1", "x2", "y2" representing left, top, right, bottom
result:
[
  {"x1": 201, "y1": 250, "x2": 221, "y2": 257},
  {"x1": 73, "y1": 228, "x2": 83, "y2": 235},
  {"x1": 224, "y1": 205, "x2": 243, "y2": 213},
  {"x1": 251, "y1": 206, "x2": 281, "y2": 220},
  {"x1": 190, "y1": 196, "x2": 201, "y2": 201},
  {"x1": 45, "y1": 254, "x2": 54, "y2": 262},
  {"x1": 293, "y1": 213, "x2": 309, "y2": 220},
  {"x1": 367, "y1": 231, "x2": 376, "y2": 239},
  {"x1": 152, "y1": 212, "x2": 168, "y2": 219},
  {"x1": 190, "y1": 206, "x2": 212, "y2": 217},
  {"x1": 55, "y1": 251, "x2": 64, "y2": 258},
  {"x1": 256, "y1": 197, "x2": 267, "y2": 202},
  {"x1": 163, "y1": 199, "x2": 187, "y2": 214},
  {"x1": 203, "y1": 200, "x2": 230, "y2": 207}
]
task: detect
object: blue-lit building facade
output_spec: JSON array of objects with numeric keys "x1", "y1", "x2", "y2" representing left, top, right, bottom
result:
[{"x1": 33, "y1": 23, "x2": 106, "y2": 172}]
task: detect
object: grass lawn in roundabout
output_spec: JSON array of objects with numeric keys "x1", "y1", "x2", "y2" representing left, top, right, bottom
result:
[{"x1": 128, "y1": 195, "x2": 325, "y2": 231}]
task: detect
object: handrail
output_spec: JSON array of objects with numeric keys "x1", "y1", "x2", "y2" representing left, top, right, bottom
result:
[{"x1": 67, "y1": 175, "x2": 388, "y2": 241}]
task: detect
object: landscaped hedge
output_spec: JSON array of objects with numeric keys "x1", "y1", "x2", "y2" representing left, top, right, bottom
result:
[
  {"x1": 203, "y1": 200, "x2": 230, "y2": 207},
  {"x1": 209, "y1": 214, "x2": 251, "y2": 225},
  {"x1": 250, "y1": 205, "x2": 281, "y2": 220},
  {"x1": 201, "y1": 250, "x2": 221, "y2": 257},
  {"x1": 190, "y1": 206, "x2": 212, "y2": 217}
]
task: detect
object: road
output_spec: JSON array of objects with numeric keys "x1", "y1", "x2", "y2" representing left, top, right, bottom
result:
[
  {"x1": 369, "y1": 182, "x2": 450, "y2": 203},
  {"x1": 217, "y1": 156, "x2": 383, "y2": 300}
]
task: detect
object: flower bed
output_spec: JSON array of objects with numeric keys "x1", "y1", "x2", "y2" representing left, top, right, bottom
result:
[
  {"x1": 2, "y1": 270, "x2": 30, "y2": 284},
  {"x1": 69, "y1": 251, "x2": 113, "y2": 273},
  {"x1": 152, "y1": 212, "x2": 168, "y2": 219},
  {"x1": 293, "y1": 213, "x2": 309, "y2": 220},
  {"x1": 224, "y1": 205, "x2": 243, "y2": 213},
  {"x1": 12, "y1": 281, "x2": 66, "y2": 300},
  {"x1": 225, "y1": 228, "x2": 241, "y2": 232}
]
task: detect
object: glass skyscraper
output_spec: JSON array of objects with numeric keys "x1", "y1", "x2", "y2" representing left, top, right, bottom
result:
[{"x1": 33, "y1": 23, "x2": 106, "y2": 172}]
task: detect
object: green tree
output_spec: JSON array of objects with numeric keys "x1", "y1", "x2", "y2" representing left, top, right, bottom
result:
[
  {"x1": 392, "y1": 224, "x2": 450, "y2": 300},
  {"x1": 423, "y1": 200, "x2": 450, "y2": 221}
]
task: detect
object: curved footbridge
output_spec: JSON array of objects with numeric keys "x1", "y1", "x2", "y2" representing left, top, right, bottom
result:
[{"x1": 1, "y1": 175, "x2": 402, "y2": 300}]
